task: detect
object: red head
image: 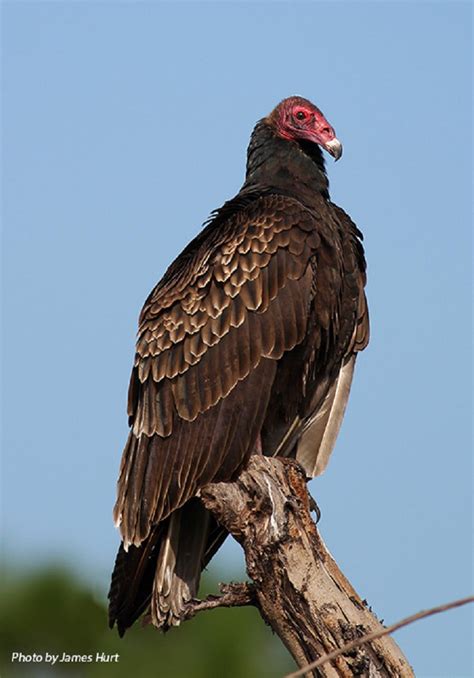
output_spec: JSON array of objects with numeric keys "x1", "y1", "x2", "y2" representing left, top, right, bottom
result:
[{"x1": 267, "y1": 96, "x2": 342, "y2": 161}]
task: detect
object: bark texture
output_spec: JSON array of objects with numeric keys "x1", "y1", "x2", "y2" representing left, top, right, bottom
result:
[{"x1": 200, "y1": 456, "x2": 414, "y2": 678}]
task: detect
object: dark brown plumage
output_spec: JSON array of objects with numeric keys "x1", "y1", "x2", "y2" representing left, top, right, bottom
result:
[{"x1": 108, "y1": 96, "x2": 369, "y2": 635}]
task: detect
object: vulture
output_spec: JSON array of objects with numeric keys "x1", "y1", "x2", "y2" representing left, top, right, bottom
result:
[{"x1": 109, "y1": 96, "x2": 369, "y2": 635}]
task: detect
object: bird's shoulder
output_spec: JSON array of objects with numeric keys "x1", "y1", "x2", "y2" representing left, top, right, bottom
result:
[
  {"x1": 139, "y1": 190, "x2": 324, "y2": 326},
  {"x1": 329, "y1": 202, "x2": 367, "y2": 276}
]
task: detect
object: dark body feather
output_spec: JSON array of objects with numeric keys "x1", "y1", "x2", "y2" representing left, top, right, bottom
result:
[{"x1": 109, "y1": 113, "x2": 369, "y2": 635}]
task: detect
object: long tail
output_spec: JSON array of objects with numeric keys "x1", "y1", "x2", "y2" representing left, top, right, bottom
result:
[{"x1": 108, "y1": 499, "x2": 227, "y2": 634}]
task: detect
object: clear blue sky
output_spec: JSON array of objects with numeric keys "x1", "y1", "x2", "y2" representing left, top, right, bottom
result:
[{"x1": 2, "y1": 2, "x2": 472, "y2": 676}]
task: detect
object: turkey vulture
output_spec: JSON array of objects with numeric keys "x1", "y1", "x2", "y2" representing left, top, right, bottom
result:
[{"x1": 109, "y1": 96, "x2": 369, "y2": 635}]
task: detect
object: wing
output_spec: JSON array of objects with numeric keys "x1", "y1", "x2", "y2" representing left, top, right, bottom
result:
[
  {"x1": 113, "y1": 194, "x2": 321, "y2": 550},
  {"x1": 262, "y1": 201, "x2": 369, "y2": 477}
]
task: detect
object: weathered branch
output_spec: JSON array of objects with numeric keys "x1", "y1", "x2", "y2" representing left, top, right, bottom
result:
[
  {"x1": 183, "y1": 582, "x2": 257, "y2": 620},
  {"x1": 199, "y1": 456, "x2": 414, "y2": 677},
  {"x1": 287, "y1": 595, "x2": 474, "y2": 677}
]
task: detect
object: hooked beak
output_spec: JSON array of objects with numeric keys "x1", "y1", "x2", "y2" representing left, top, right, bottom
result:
[{"x1": 324, "y1": 138, "x2": 343, "y2": 161}]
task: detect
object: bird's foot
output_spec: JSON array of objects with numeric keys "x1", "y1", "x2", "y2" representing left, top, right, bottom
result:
[{"x1": 308, "y1": 493, "x2": 321, "y2": 524}]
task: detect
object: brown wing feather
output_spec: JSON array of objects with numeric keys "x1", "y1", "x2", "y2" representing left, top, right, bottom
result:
[
  {"x1": 114, "y1": 195, "x2": 318, "y2": 549},
  {"x1": 261, "y1": 200, "x2": 369, "y2": 476}
]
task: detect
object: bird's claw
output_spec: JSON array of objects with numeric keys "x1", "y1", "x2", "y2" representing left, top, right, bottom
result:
[{"x1": 309, "y1": 494, "x2": 321, "y2": 524}]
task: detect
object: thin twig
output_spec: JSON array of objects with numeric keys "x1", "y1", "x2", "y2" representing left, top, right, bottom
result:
[
  {"x1": 285, "y1": 595, "x2": 474, "y2": 678},
  {"x1": 182, "y1": 581, "x2": 257, "y2": 620}
]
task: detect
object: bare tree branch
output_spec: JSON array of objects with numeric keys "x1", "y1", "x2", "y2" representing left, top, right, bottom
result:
[
  {"x1": 200, "y1": 456, "x2": 415, "y2": 677},
  {"x1": 182, "y1": 582, "x2": 257, "y2": 620},
  {"x1": 285, "y1": 595, "x2": 474, "y2": 678}
]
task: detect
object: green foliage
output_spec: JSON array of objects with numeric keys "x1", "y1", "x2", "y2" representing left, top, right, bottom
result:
[{"x1": 0, "y1": 566, "x2": 294, "y2": 677}]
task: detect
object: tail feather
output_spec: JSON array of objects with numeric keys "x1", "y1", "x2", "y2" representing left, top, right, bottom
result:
[
  {"x1": 108, "y1": 522, "x2": 164, "y2": 636},
  {"x1": 151, "y1": 498, "x2": 210, "y2": 628},
  {"x1": 109, "y1": 498, "x2": 225, "y2": 634}
]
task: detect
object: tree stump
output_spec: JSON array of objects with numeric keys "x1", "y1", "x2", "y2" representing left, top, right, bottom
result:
[{"x1": 199, "y1": 456, "x2": 414, "y2": 678}]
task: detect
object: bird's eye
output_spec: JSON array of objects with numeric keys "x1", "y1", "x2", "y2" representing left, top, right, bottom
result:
[{"x1": 295, "y1": 109, "x2": 309, "y2": 121}]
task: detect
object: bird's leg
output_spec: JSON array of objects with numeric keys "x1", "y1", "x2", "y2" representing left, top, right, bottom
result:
[
  {"x1": 253, "y1": 433, "x2": 263, "y2": 456},
  {"x1": 277, "y1": 457, "x2": 322, "y2": 523}
]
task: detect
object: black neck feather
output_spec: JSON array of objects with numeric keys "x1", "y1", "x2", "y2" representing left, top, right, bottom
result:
[
  {"x1": 199, "y1": 120, "x2": 331, "y2": 239},
  {"x1": 243, "y1": 120, "x2": 330, "y2": 203}
]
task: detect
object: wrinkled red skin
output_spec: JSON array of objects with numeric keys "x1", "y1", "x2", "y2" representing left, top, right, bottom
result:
[{"x1": 268, "y1": 96, "x2": 338, "y2": 150}]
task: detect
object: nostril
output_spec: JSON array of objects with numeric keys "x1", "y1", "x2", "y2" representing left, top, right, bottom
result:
[{"x1": 321, "y1": 126, "x2": 331, "y2": 135}]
